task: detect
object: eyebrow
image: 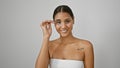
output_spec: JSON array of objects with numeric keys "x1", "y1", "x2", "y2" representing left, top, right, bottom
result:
[
  {"x1": 54, "y1": 19, "x2": 61, "y2": 22},
  {"x1": 55, "y1": 17, "x2": 71, "y2": 21},
  {"x1": 65, "y1": 18, "x2": 71, "y2": 21},
  {"x1": 55, "y1": 19, "x2": 60, "y2": 21}
]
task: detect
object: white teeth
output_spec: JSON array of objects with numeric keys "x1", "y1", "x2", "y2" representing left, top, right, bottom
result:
[{"x1": 61, "y1": 30, "x2": 67, "y2": 33}]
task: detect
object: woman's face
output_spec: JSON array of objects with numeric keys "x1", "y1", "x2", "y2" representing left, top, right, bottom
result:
[{"x1": 54, "y1": 12, "x2": 74, "y2": 37}]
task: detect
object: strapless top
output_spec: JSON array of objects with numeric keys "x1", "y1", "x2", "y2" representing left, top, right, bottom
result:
[{"x1": 50, "y1": 59, "x2": 84, "y2": 68}]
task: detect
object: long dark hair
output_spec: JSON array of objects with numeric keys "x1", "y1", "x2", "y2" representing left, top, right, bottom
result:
[{"x1": 53, "y1": 5, "x2": 74, "y2": 20}]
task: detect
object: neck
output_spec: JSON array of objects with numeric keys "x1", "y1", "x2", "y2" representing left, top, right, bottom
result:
[{"x1": 59, "y1": 33, "x2": 75, "y2": 44}]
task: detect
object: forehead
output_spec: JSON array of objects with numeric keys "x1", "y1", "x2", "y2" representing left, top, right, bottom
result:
[{"x1": 54, "y1": 12, "x2": 72, "y2": 20}]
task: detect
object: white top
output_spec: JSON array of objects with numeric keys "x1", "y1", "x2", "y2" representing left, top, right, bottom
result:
[{"x1": 50, "y1": 59, "x2": 84, "y2": 68}]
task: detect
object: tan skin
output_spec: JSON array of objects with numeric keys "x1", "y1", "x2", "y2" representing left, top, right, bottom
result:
[{"x1": 35, "y1": 12, "x2": 94, "y2": 68}]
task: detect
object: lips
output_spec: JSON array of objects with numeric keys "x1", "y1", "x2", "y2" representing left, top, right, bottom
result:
[{"x1": 61, "y1": 29, "x2": 67, "y2": 33}]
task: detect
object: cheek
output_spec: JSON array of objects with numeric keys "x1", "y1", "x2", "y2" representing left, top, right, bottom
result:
[
  {"x1": 67, "y1": 23, "x2": 73, "y2": 28},
  {"x1": 55, "y1": 24, "x2": 60, "y2": 30}
]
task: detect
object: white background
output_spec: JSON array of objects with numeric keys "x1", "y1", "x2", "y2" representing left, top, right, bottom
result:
[{"x1": 0, "y1": 0, "x2": 120, "y2": 68}]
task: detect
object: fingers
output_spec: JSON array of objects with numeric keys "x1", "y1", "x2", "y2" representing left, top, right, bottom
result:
[
  {"x1": 40, "y1": 20, "x2": 53, "y2": 31},
  {"x1": 40, "y1": 20, "x2": 53, "y2": 28},
  {"x1": 40, "y1": 20, "x2": 53, "y2": 38}
]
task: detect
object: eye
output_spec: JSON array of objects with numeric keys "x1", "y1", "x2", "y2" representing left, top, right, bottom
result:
[
  {"x1": 55, "y1": 20, "x2": 61, "y2": 25},
  {"x1": 65, "y1": 19, "x2": 70, "y2": 24},
  {"x1": 57, "y1": 21, "x2": 61, "y2": 24}
]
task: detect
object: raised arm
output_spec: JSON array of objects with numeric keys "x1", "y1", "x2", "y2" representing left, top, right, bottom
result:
[
  {"x1": 35, "y1": 20, "x2": 53, "y2": 68},
  {"x1": 84, "y1": 41, "x2": 94, "y2": 68}
]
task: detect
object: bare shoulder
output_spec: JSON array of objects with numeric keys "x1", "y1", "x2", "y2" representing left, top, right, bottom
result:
[
  {"x1": 76, "y1": 38, "x2": 93, "y2": 50},
  {"x1": 48, "y1": 39, "x2": 59, "y2": 57},
  {"x1": 48, "y1": 39, "x2": 59, "y2": 48}
]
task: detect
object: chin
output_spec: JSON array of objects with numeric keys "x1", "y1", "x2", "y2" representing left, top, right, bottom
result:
[{"x1": 60, "y1": 33, "x2": 69, "y2": 37}]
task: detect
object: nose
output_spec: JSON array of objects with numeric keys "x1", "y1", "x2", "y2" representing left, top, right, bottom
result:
[{"x1": 61, "y1": 23, "x2": 66, "y2": 28}]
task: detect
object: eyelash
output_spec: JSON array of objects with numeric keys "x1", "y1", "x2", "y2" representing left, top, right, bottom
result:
[
  {"x1": 56, "y1": 21, "x2": 61, "y2": 24},
  {"x1": 65, "y1": 20, "x2": 70, "y2": 23},
  {"x1": 55, "y1": 20, "x2": 71, "y2": 24}
]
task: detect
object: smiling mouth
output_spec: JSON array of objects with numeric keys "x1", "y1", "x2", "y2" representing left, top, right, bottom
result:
[{"x1": 61, "y1": 29, "x2": 67, "y2": 33}]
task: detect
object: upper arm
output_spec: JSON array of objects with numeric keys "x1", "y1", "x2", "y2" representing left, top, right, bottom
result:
[{"x1": 84, "y1": 41, "x2": 94, "y2": 68}]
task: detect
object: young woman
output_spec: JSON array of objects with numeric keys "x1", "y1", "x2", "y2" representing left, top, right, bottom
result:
[{"x1": 35, "y1": 5, "x2": 94, "y2": 68}]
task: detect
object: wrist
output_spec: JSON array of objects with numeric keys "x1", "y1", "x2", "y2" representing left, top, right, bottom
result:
[
  {"x1": 43, "y1": 36, "x2": 50, "y2": 40},
  {"x1": 42, "y1": 37, "x2": 50, "y2": 45}
]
